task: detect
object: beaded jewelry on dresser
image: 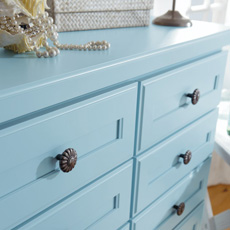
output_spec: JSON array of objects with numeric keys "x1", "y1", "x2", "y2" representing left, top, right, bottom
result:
[{"x1": 0, "y1": 2, "x2": 110, "y2": 58}]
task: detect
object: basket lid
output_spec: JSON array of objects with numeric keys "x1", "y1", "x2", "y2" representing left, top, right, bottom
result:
[{"x1": 47, "y1": 0, "x2": 153, "y2": 13}]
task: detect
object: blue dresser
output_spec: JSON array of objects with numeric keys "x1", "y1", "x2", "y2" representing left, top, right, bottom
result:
[{"x1": 0, "y1": 20, "x2": 230, "y2": 230}]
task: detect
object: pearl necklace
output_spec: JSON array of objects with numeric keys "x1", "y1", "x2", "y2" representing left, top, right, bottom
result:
[{"x1": 0, "y1": 12, "x2": 110, "y2": 58}]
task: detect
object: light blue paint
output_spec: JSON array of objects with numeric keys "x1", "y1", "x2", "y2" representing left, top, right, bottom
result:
[
  {"x1": 0, "y1": 21, "x2": 229, "y2": 124},
  {"x1": 173, "y1": 202, "x2": 205, "y2": 230},
  {"x1": 0, "y1": 85, "x2": 137, "y2": 230},
  {"x1": 133, "y1": 110, "x2": 218, "y2": 215},
  {"x1": 0, "y1": 20, "x2": 229, "y2": 230},
  {"x1": 118, "y1": 222, "x2": 130, "y2": 230},
  {"x1": 137, "y1": 52, "x2": 227, "y2": 152},
  {"x1": 14, "y1": 162, "x2": 133, "y2": 230},
  {"x1": 132, "y1": 158, "x2": 211, "y2": 230}
]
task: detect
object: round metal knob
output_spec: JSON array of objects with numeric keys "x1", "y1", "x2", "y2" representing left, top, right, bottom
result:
[
  {"x1": 179, "y1": 150, "x2": 192, "y2": 165},
  {"x1": 186, "y1": 89, "x2": 200, "y2": 105},
  {"x1": 56, "y1": 148, "x2": 77, "y2": 173},
  {"x1": 173, "y1": 202, "x2": 185, "y2": 216}
]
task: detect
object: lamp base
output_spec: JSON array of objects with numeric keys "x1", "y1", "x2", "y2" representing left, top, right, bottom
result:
[{"x1": 153, "y1": 10, "x2": 192, "y2": 27}]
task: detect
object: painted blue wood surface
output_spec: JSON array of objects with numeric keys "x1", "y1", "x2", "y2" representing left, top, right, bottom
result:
[
  {"x1": 13, "y1": 162, "x2": 133, "y2": 230},
  {"x1": 0, "y1": 84, "x2": 137, "y2": 197},
  {"x1": 173, "y1": 202, "x2": 204, "y2": 230},
  {"x1": 0, "y1": 22, "x2": 230, "y2": 124},
  {"x1": 0, "y1": 21, "x2": 229, "y2": 230},
  {"x1": 0, "y1": 85, "x2": 137, "y2": 230},
  {"x1": 118, "y1": 223, "x2": 130, "y2": 230},
  {"x1": 137, "y1": 52, "x2": 227, "y2": 152},
  {"x1": 133, "y1": 110, "x2": 218, "y2": 215},
  {"x1": 132, "y1": 157, "x2": 211, "y2": 230}
]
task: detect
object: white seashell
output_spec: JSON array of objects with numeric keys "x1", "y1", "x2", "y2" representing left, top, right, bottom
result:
[
  {"x1": 0, "y1": 29, "x2": 45, "y2": 53},
  {"x1": 0, "y1": 30, "x2": 25, "y2": 47},
  {"x1": 0, "y1": 0, "x2": 48, "y2": 53}
]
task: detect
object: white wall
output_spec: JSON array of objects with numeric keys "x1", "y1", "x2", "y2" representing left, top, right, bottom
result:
[
  {"x1": 154, "y1": 0, "x2": 191, "y2": 17},
  {"x1": 153, "y1": 0, "x2": 230, "y2": 90}
]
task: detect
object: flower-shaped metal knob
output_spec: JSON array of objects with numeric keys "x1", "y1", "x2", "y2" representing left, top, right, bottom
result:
[
  {"x1": 56, "y1": 148, "x2": 77, "y2": 173},
  {"x1": 173, "y1": 202, "x2": 185, "y2": 216},
  {"x1": 179, "y1": 150, "x2": 192, "y2": 165},
  {"x1": 186, "y1": 89, "x2": 200, "y2": 105}
]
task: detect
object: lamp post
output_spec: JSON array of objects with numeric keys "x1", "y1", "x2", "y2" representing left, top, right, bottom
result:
[{"x1": 153, "y1": 0, "x2": 192, "y2": 27}]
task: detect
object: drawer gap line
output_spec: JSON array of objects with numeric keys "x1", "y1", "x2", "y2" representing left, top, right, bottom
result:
[
  {"x1": 134, "y1": 161, "x2": 142, "y2": 214},
  {"x1": 138, "y1": 109, "x2": 216, "y2": 157},
  {"x1": 214, "y1": 75, "x2": 220, "y2": 90}
]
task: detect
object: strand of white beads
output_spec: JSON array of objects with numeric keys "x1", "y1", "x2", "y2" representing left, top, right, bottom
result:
[{"x1": 0, "y1": 12, "x2": 111, "y2": 58}]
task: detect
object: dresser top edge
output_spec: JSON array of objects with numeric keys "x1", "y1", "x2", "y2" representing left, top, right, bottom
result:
[{"x1": 0, "y1": 20, "x2": 229, "y2": 97}]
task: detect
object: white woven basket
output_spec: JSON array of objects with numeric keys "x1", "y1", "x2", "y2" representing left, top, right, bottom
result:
[
  {"x1": 47, "y1": 0, "x2": 153, "y2": 32},
  {"x1": 47, "y1": 0, "x2": 153, "y2": 12},
  {"x1": 54, "y1": 10, "x2": 150, "y2": 32}
]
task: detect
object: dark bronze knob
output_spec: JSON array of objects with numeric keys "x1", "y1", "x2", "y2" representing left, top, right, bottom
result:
[
  {"x1": 56, "y1": 148, "x2": 77, "y2": 173},
  {"x1": 173, "y1": 202, "x2": 185, "y2": 216},
  {"x1": 186, "y1": 89, "x2": 200, "y2": 105},
  {"x1": 179, "y1": 150, "x2": 192, "y2": 165}
]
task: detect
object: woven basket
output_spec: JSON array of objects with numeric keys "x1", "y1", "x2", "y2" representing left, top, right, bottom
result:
[
  {"x1": 47, "y1": 0, "x2": 153, "y2": 32},
  {"x1": 54, "y1": 10, "x2": 151, "y2": 32},
  {"x1": 47, "y1": 0, "x2": 153, "y2": 12}
]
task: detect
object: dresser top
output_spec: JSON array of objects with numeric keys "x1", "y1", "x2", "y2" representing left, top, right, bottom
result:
[
  {"x1": 0, "y1": 20, "x2": 230, "y2": 124},
  {"x1": 1, "y1": 20, "x2": 230, "y2": 94}
]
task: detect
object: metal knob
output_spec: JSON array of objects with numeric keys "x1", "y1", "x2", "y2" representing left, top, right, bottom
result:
[
  {"x1": 179, "y1": 150, "x2": 192, "y2": 165},
  {"x1": 56, "y1": 148, "x2": 77, "y2": 173},
  {"x1": 173, "y1": 202, "x2": 185, "y2": 216},
  {"x1": 186, "y1": 89, "x2": 200, "y2": 105}
]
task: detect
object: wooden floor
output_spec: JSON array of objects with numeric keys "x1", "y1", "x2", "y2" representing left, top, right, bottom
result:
[{"x1": 208, "y1": 184, "x2": 230, "y2": 216}]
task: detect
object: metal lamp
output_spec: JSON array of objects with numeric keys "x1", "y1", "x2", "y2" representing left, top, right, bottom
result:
[{"x1": 153, "y1": 0, "x2": 192, "y2": 27}]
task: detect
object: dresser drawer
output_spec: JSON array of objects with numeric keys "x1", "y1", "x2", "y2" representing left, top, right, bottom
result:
[
  {"x1": 133, "y1": 110, "x2": 217, "y2": 214},
  {"x1": 13, "y1": 162, "x2": 132, "y2": 230},
  {"x1": 132, "y1": 157, "x2": 211, "y2": 230},
  {"x1": 138, "y1": 52, "x2": 227, "y2": 152},
  {"x1": 0, "y1": 84, "x2": 137, "y2": 230},
  {"x1": 173, "y1": 202, "x2": 204, "y2": 230}
]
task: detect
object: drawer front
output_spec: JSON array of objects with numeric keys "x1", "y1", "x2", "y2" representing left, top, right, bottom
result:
[
  {"x1": 134, "y1": 110, "x2": 217, "y2": 214},
  {"x1": 138, "y1": 52, "x2": 227, "y2": 152},
  {"x1": 3, "y1": 162, "x2": 132, "y2": 230},
  {"x1": 0, "y1": 85, "x2": 137, "y2": 230},
  {"x1": 173, "y1": 202, "x2": 204, "y2": 230},
  {"x1": 132, "y1": 157, "x2": 211, "y2": 230}
]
